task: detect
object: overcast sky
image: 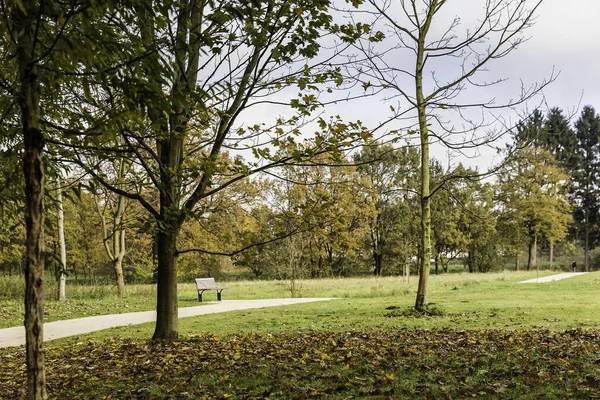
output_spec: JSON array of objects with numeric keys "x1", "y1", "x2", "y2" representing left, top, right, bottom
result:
[
  {"x1": 517, "y1": 0, "x2": 600, "y2": 113},
  {"x1": 242, "y1": 1, "x2": 600, "y2": 171},
  {"x1": 346, "y1": 0, "x2": 600, "y2": 169}
]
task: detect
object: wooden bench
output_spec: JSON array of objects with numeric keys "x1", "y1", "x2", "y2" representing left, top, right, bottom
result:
[{"x1": 195, "y1": 278, "x2": 227, "y2": 302}]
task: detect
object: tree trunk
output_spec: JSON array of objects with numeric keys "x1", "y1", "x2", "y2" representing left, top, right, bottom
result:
[
  {"x1": 515, "y1": 252, "x2": 519, "y2": 271},
  {"x1": 16, "y1": 0, "x2": 48, "y2": 397},
  {"x1": 468, "y1": 250, "x2": 474, "y2": 273},
  {"x1": 113, "y1": 202, "x2": 127, "y2": 297},
  {"x1": 373, "y1": 252, "x2": 383, "y2": 276},
  {"x1": 152, "y1": 226, "x2": 180, "y2": 342},
  {"x1": 584, "y1": 209, "x2": 589, "y2": 272},
  {"x1": 549, "y1": 241, "x2": 554, "y2": 270},
  {"x1": 114, "y1": 256, "x2": 126, "y2": 298},
  {"x1": 56, "y1": 177, "x2": 67, "y2": 301},
  {"x1": 96, "y1": 160, "x2": 129, "y2": 297},
  {"x1": 23, "y1": 117, "x2": 48, "y2": 400},
  {"x1": 527, "y1": 234, "x2": 537, "y2": 270},
  {"x1": 414, "y1": 6, "x2": 435, "y2": 310},
  {"x1": 415, "y1": 135, "x2": 432, "y2": 312}
]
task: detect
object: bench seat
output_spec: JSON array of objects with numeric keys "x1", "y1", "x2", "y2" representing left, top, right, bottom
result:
[{"x1": 195, "y1": 278, "x2": 227, "y2": 302}]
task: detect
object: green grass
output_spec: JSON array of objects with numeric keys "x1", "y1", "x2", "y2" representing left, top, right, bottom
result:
[
  {"x1": 36, "y1": 270, "x2": 599, "y2": 345},
  {"x1": 2, "y1": 270, "x2": 598, "y2": 333},
  {"x1": 2, "y1": 271, "x2": 600, "y2": 399}
]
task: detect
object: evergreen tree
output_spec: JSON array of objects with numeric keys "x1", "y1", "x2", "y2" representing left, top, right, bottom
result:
[
  {"x1": 544, "y1": 108, "x2": 578, "y2": 170},
  {"x1": 573, "y1": 106, "x2": 600, "y2": 271}
]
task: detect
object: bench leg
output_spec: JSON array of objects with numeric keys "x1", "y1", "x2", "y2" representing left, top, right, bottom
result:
[
  {"x1": 198, "y1": 291, "x2": 204, "y2": 303},
  {"x1": 217, "y1": 291, "x2": 222, "y2": 301}
]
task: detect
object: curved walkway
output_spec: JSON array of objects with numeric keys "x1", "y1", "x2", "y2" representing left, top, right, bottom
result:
[{"x1": 0, "y1": 298, "x2": 336, "y2": 348}]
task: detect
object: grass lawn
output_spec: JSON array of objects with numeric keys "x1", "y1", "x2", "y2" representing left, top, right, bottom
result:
[{"x1": 1, "y1": 270, "x2": 600, "y2": 398}]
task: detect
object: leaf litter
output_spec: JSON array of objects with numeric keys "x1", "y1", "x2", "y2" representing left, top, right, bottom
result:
[{"x1": 1, "y1": 329, "x2": 599, "y2": 399}]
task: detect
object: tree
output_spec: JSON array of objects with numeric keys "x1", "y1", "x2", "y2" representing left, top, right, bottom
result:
[
  {"x1": 573, "y1": 106, "x2": 600, "y2": 271},
  {"x1": 89, "y1": 157, "x2": 136, "y2": 297},
  {"x1": 62, "y1": 190, "x2": 106, "y2": 284},
  {"x1": 54, "y1": 1, "x2": 370, "y2": 342},
  {"x1": 1, "y1": 2, "x2": 116, "y2": 395},
  {"x1": 290, "y1": 158, "x2": 371, "y2": 277},
  {"x1": 543, "y1": 108, "x2": 578, "y2": 169},
  {"x1": 345, "y1": 0, "x2": 548, "y2": 310},
  {"x1": 430, "y1": 163, "x2": 466, "y2": 274},
  {"x1": 355, "y1": 144, "x2": 420, "y2": 276},
  {"x1": 457, "y1": 177, "x2": 497, "y2": 273},
  {"x1": 497, "y1": 147, "x2": 572, "y2": 270},
  {"x1": 5, "y1": 1, "x2": 49, "y2": 396}
]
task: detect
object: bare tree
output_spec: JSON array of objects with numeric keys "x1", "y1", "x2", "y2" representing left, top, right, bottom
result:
[{"x1": 342, "y1": 0, "x2": 552, "y2": 310}]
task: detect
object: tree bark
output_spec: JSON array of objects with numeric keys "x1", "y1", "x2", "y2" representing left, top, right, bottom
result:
[
  {"x1": 152, "y1": 226, "x2": 180, "y2": 342},
  {"x1": 15, "y1": 0, "x2": 48, "y2": 397},
  {"x1": 114, "y1": 254, "x2": 126, "y2": 298},
  {"x1": 112, "y1": 193, "x2": 127, "y2": 297},
  {"x1": 414, "y1": 1, "x2": 436, "y2": 311},
  {"x1": 515, "y1": 252, "x2": 519, "y2": 271},
  {"x1": 549, "y1": 241, "x2": 554, "y2": 270}
]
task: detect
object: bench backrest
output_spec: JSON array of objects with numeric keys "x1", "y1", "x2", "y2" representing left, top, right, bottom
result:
[{"x1": 195, "y1": 278, "x2": 219, "y2": 290}]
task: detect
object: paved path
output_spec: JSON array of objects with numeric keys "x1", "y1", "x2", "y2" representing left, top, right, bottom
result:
[
  {"x1": 518, "y1": 272, "x2": 588, "y2": 284},
  {"x1": 0, "y1": 298, "x2": 335, "y2": 348}
]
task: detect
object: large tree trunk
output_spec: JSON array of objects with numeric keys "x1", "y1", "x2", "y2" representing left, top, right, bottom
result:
[
  {"x1": 16, "y1": 0, "x2": 48, "y2": 397},
  {"x1": 23, "y1": 117, "x2": 47, "y2": 400},
  {"x1": 152, "y1": 224, "x2": 181, "y2": 342},
  {"x1": 56, "y1": 178, "x2": 67, "y2": 301}
]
